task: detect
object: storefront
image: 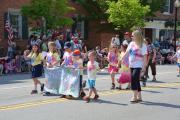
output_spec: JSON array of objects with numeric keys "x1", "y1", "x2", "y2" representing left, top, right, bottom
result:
[{"x1": 144, "y1": 20, "x2": 180, "y2": 42}]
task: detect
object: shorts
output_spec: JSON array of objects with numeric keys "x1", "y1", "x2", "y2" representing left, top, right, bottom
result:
[
  {"x1": 31, "y1": 64, "x2": 43, "y2": 78},
  {"x1": 178, "y1": 63, "x2": 180, "y2": 68},
  {"x1": 88, "y1": 79, "x2": 96, "y2": 89}
]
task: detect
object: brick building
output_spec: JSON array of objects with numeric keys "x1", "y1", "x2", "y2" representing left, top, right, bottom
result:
[
  {"x1": 0, "y1": 0, "x2": 30, "y2": 56},
  {"x1": 0, "y1": 0, "x2": 116, "y2": 57},
  {"x1": 0, "y1": 0, "x2": 179, "y2": 57},
  {"x1": 144, "y1": 0, "x2": 180, "y2": 42}
]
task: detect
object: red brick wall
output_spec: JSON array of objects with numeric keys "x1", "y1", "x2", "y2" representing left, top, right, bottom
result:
[
  {"x1": 100, "y1": 33, "x2": 116, "y2": 48},
  {"x1": 153, "y1": 0, "x2": 180, "y2": 21},
  {"x1": 0, "y1": 0, "x2": 116, "y2": 52},
  {"x1": 0, "y1": 0, "x2": 30, "y2": 50},
  {"x1": 154, "y1": 9, "x2": 180, "y2": 21}
]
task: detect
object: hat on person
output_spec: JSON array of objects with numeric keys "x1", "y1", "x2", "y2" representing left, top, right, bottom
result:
[
  {"x1": 73, "y1": 49, "x2": 81, "y2": 56},
  {"x1": 33, "y1": 43, "x2": 40, "y2": 47},
  {"x1": 64, "y1": 42, "x2": 72, "y2": 49}
]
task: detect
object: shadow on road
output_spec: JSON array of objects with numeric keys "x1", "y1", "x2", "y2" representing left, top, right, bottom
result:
[
  {"x1": 140, "y1": 101, "x2": 180, "y2": 109},
  {"x1": 94, "y1": 99, "x2": 128, "y2": 106},
  {"x1": 0, "y1": 73, "x2": 45, "y2": 85},
  {"x1": 148, "y1": 81, "x2": 166, "y2": 83},
  {"x1": 142, "y1": 90, "x2": 162, "y2": 94}
]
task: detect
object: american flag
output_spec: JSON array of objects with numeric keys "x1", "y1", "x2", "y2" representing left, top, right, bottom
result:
[{"x1": 5, "y1": 15, "x2": 14, "y2": 44}]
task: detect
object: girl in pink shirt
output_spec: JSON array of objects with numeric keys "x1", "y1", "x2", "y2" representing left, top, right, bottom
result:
[{"x1": 108, "y1": 44, "x2": 119, "y2": 90}]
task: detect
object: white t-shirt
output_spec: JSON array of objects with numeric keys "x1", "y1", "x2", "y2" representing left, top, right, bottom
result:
[
  {"x1": 111, "y1": 38, "x2": 120, "y2": 46},
  {"x1": 87, "y1": 61, "x2": 99, "y2": 80},
  {"x1": 63, "y1": 52, "x2": 73, "y2": 66},
  {"x1": 123, "y1": 39, "x2": 132, "y2": 45},
  {"x1": 175, "y1": 50, "x2": 180, "y2": 63},
  {"x1": 127, "y1": 42, "x2": 147, "y2": 68}
]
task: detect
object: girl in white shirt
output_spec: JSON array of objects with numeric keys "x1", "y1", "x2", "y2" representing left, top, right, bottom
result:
[{"x1": 122, "y1": 30, "x2": 147, "y2": 103}]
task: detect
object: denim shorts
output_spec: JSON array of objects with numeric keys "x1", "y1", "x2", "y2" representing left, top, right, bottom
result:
[
  {"x1": 88, "y1": 80, "x2": 96, "y2": 89},
  {"x1": 178, "y1": 63, "x2": 180, "y2": 68}
]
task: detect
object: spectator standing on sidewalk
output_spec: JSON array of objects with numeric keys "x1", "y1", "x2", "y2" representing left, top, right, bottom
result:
[
  {"x1": 144, "y1": 38, "x2": 157, "y2": 85},
  {"x1": 122, "y1": 32, "x2": 132, "y2": 45},
  {"x1": 111, "y1": 35, "x2": 120, "y2": 47}
]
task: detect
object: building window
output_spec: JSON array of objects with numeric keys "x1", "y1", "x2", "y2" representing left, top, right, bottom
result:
[
  {"x1": 164, "y1": 0, "x2": 171, "y2": 14},
  {"x1": 76, "y1": 21, "x2": 85, "y2": 39},
  {"x1": 9, "y1": 13, "x2": 22, "y2": 39},
  {"x1": 71, "y1": 15, "x2": 88, "y2": 39},
  {"x1": 4, "y1": 9, "x2": 28, "y2": 40}
]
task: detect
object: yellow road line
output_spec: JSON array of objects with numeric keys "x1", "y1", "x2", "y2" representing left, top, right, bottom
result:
[
  {"x1": 0, "y1": 82, "x2": 180, "y2": 111},
  {"x1": 0, "y1": 98, "x2": 66, "y2": 111}
]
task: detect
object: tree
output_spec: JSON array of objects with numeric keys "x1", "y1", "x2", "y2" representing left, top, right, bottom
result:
[
  {"x1": 140, "y1": 0, "x2": 166, "y2": 16},
  {"x1": 21, "y1": 0, "x2": 74, "y2": 30},
  {"x1": 77, "y1": 0, "x2": 165, "y2": 20},
  {"x1": 106, "y1": 0, "x2": 150, "y2": 31}
]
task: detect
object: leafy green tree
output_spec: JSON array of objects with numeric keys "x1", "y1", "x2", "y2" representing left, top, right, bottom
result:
[
  {"x1": 77, "y1": 0, "x2": 164, "y2": 20},
  {"x1": 106, "y1": 0, "x2": 150, "y2": 31},
  {"x1": 140, "y1": 0, "x2": 166, "y2": 16},
  {"x1": 21, "y1": 0, "x2": 74, "y2": 30}
]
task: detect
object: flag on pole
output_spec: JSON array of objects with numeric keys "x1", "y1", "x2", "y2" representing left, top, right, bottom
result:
[{"x1": 5, "y1": 14, "x2": 14, "y2": 44}]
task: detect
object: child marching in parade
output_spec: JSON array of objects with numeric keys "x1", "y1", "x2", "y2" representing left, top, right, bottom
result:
[
  {"x1": 25, "y1": 44, "x2": 44, "y2": 94},
  {"x1": 46, "y1": 42, "x2": 60, "y2": 68},
  {"x1": 61, "y1": 42, "x2": 73, "y2": 67},
  {"x1": 60, "y1": 42, "x2": 73, "y2": 98},
  {"x1": 44, "y1": 42, "x2": 61, "y2": 95},
  {"x1": 117, "y1": 44, "x2": 131, "y2": 90},
  {"x1": 72, "y1": 49, "x2": 86, "y2": 98},
  {"x1": 108, "y1": 44, "x2": 119, "y2": 90},
  {"x1": 83, "y1": 51, "x2": 99, "y2": 103},
  {"x1": 172, "y1": 46, "x2": 180, "y2": 77}
]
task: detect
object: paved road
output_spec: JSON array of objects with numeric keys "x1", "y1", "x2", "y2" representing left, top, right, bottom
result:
[{"x1": 0, "y1": 65, "x2": 180, "y2": 120}]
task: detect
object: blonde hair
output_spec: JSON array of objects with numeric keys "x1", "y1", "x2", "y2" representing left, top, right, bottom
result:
[
  {"x1": 48, "y1": 42, "x2": 57, "y2": 53},
  {"x1": 132, "y1": 30, "x2": 144, "y2": 48},
  {"x1": 88, "y1": 50, "x2": 95, "y2": 57},
  {"x1": 109, "y1": 44, "x2": 118, "y2": 55}
]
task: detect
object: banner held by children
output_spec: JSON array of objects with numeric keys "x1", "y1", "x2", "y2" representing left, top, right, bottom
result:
[
  {"x1": 59, "y1": 68, "x2": 80, "y2": 98},
  {"x1": 44, "y1": 67, "x2": 62, "y2": 94},
  {"x1": 44, "y1": 67, "x2": 81, "y2": 97}
]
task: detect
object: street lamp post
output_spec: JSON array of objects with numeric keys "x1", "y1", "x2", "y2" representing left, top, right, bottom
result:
[{"x1": 174, "y1": 0, "x2": 180, "y2": 52}]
